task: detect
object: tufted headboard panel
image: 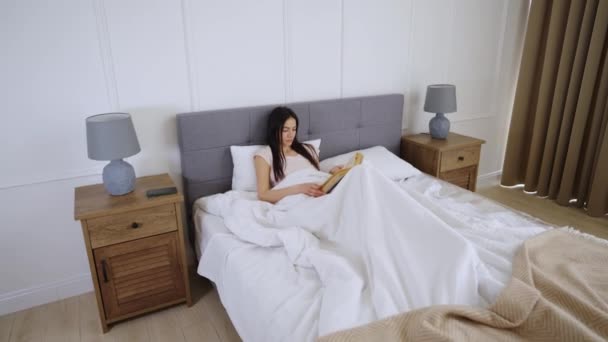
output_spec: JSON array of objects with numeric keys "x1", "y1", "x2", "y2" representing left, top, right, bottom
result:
[{"x1": 176, "y1": 93, "x2": 404, "y2": 218}]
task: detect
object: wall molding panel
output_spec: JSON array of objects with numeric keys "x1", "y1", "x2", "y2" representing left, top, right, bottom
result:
[
  {"x1": 489, "y1": 0, "x2": 511, "y2": 119},
  {"x1": 92, "y1": 0, "x2": 120, "y2": 111},
  {"x1": 339, "y1": 0, "x2": 345, "y2": 98},
  {"x1": 0, "y1": 167, "x2": 102, "y2": 191},
  {"x1": 286, "y1": 0, "x2": 342, "y2": 102},
  {"x1": 403, "y1": 0, "x2": 416, "y2": 126},
  {"x1": 282, "y1": 0, "x2": 292, "y2": 103},
  {"x1": 181, "y1": 0, "x2": 200, "y2": 112}
]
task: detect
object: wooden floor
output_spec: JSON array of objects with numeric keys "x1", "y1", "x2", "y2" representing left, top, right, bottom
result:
[
  {"x1": 0, "y1": 276, "x2": 240, "y2": 342},
  {"x1": 1, "y1": 185, "x2": 606, "y2": 342},
  {"x1": 479, "y1": 185, "x2": 608, "y2": 240}
]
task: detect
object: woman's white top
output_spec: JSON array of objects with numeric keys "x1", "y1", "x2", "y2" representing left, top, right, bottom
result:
[{"x1": 254, "y1": 145, "x2": 318, "y2": 187}]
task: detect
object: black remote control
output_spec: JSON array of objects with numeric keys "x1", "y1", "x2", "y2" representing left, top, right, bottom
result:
[{"x1": 146, "y1": 187, "x2": 177, "y2": 198}]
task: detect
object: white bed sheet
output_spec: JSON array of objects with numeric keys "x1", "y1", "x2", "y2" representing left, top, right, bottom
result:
[{"x1": 194, "y1": 173, "x2": 554, "y2": 342}]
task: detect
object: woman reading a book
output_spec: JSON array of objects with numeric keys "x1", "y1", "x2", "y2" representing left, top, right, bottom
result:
[{"x1": 254, "y1": 106, "x2": 342, "y2": 203}]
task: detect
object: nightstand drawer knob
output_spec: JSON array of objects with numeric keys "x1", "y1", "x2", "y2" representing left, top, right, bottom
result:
[
  {"x1": 458, "y1": 156, "x2": 464, "y2": 161},
  {"x1": 131, "y1": 222, "x2": 140, "y2": 229}
]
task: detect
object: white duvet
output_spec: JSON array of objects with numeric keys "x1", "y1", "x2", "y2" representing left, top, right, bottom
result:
[{"x1": 197, "y1": 164, "x2": 548, "y2": 341}]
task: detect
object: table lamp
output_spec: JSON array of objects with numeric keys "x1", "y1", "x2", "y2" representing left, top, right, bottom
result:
[
  {"x1": 86, "y1": 113, "x2": 141, "y2": 195},
  {"x1": 424, "y1": 84, "x2": 457, "y2": 139}
]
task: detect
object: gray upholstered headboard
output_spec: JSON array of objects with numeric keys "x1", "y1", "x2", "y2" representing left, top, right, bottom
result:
[{"x1": 176, "y1": 93, "x2": 404, "y2": 219}]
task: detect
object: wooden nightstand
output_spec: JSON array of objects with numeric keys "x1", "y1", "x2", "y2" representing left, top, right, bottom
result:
[
  {"x1": 74, "y1": 174, "x2": 192, "y2": 332},
  {"x1": 401, "y1": 132, "x2": 485, "y2": 191}
]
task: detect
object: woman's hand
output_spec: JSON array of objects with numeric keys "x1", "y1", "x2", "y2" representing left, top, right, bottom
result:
[
  {"x1": 329, "y1": 165, "x2": 344, "y2": 175},
  {"x1": 296, "y1": 183, "x2": 325, "y2": 197}
]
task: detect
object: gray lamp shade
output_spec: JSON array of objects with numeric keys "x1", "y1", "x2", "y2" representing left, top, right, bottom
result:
[
  {"x1": 424, "y1": 84, "x2": 457, "y2": 114},
  {"x1": 86, "y1": 113, "x2": 140, "y2": 161}
]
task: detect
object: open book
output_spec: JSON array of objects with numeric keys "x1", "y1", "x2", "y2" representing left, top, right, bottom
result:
[{"x1": 320, "y1": 152, "x2": 364, "y2": 193}]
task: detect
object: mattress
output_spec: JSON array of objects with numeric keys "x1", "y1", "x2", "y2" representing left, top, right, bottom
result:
[
  {"x1": 193, "y1": 174, "x2": 554, "y2": 342},
  {"x1": 193, "y1": 209, "x2": 230, "y2": 260}
]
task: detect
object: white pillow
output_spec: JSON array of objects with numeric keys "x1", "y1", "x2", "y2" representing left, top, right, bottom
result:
[
  {"x1": 319, "y1": 146, "x2": 421, "y2": 180},
  {"x1": 230, "y1": 139, "x2": 321, "y2": 191}
]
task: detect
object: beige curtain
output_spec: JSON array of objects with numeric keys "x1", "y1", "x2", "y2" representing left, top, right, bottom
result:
[{"x1": 502, "y1": 0, "x2": 608, "y2": 217}]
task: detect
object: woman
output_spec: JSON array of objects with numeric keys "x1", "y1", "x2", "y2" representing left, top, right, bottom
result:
[{"x1": 254, "y1": 106, "x2": 341, "y2": 203}]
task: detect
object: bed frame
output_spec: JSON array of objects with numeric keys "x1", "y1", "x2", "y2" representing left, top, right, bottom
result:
[{"x1": 176, "y1": 93, "x2": 404, "y2": 236}]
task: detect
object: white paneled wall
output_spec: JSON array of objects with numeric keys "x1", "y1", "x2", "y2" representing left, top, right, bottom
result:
[
  {"x1": 342, "y1": 0, "x2": 411, "y2": 97},
  {"x1": 406, "y1": 0, "x2": 509, "y2": 130},
  {"x1": 189, "y1": 0, "x2": 286, "y2": 110},
  {"x1": 286, "y1": 0, "x2": 342, "y2": 101},
  {"x1": 0, "y1": 0, "x2": 111, "y2": 188},
  {"x1": 0, "y1": 0, "x2": 528, "y2": 314},
  {"x1": 103, "y1": 0, "x2": 191, "y2": 178}
]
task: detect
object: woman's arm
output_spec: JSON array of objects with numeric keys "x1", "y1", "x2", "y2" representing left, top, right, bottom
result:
[{"x1": 254, "y1": 156, "x2": 324, "y2": 203}]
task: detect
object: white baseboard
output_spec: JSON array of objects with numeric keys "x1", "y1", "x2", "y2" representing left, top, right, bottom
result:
[
  {"x1": 0, "y1": 274, "x2": 93, "y2": 316},
  {"x1": 477, "y1": 170, "x2": 502, "y2": 189}
]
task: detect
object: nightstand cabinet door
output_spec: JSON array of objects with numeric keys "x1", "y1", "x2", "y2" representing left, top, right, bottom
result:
[
  {"x1": 93, "y1": 232, "x2": 185, "y2": 320},
  {"x1": 440, "y1": 165, "x2": 477, "y2": 190}
]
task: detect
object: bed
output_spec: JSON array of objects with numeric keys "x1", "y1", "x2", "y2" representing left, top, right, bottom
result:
[{"x1": 176, "y1": 94, "x2": 559, "y2": 341}]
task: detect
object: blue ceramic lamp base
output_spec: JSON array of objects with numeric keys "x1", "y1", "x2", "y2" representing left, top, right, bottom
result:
[
  {"x1": 102, "y1": 159, "x2": 136, "y2": 196},
  {"x1": 429, "y1": 113, "x2": 450, "y2": 139}
]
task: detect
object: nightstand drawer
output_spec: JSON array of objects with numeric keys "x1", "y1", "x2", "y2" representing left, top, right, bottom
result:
[
  {"x1": 440, "y1": 146, "x2": 480, "y2": 172},
  {"x1": 88, "y1": 204, "x2": 177, "y2": 248}
]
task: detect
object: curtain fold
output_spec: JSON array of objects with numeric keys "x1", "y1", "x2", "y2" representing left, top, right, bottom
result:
[{"x1": 502, "y1": 0, "x2": 608, "y2": 217}]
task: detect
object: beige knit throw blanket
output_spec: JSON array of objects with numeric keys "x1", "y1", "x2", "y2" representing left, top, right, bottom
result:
[{"x1": 319, "y1": 229, "x2": 608, "y2": 342}]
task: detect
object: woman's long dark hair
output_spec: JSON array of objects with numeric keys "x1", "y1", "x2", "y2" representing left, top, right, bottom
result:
[{"x1": 267, "y1": 106, "x2": 319, "y2": 182}]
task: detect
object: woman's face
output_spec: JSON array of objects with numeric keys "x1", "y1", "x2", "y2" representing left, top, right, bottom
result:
[{"x1": 281, "y1": 117, "x2": 297, "y2": 148}]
